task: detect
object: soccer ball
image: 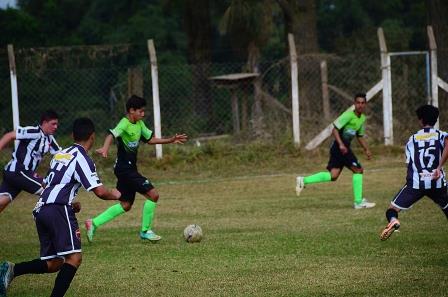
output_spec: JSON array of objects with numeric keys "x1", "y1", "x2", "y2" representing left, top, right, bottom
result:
[{"x1": 183, "y1": 224, "x2": 203, "y2": 243}]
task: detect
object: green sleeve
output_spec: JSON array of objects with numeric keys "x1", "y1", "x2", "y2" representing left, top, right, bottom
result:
[
  {"x1": 333, "y1": 110, "x2": 352, "y2": 130},
  {"x1": 110, "y1": 118, "x2": 128, "y2": 138},
  {"x1": 139, "y1": 121, "x2": 153, "y2": 142}
]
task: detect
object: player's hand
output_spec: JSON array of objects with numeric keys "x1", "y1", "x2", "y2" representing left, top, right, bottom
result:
[
  {"x1": 339, "y1": 144, "x2": 348, "y2": 154},
  {"x1": 432, "y1": 168, "x2": 441, "y2": 180},
  {"x1": 172, "y1": 133, "x2": 188, "y2": 144},
  {"x1": 96, "y1": 147, "x2": 108, "y2": 158},
  {"x1": 72, "y1": 201, "x2": 81, "y2": 213},
  {"x1": 111, "y1": 188, "x2": 121, "y2": 200},
  {"x1": 364, "y1": 149, "x2": 372, "y2": 160}
]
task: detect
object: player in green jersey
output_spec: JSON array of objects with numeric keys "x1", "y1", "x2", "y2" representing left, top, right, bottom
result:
[
  {"x1": 295, "y1": 93, "x2": 375, "y2": 209},
  {"x1": 85, "y1": 95, "x2": 187, "y2": 242}
]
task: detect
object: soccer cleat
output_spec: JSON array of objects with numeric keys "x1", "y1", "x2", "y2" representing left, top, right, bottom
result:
[
  {"x1": 295, "y1": 176, "x2": 304, "y2": 196},
  {"x1": 85, "y1": 219, "x2": 96, "y2": 243},
  {"x1": 380, "y1": 219, "x2": 401, "y2": 241},
  {"x1": 140, "y1": 230, "x2": 161, "y2": 242},
  {"x1": 353, "y1": 198, "x2": 376, "y2": 209},
  {"x1": 0, "y1": 261, "x2": 14, "y2": 297}
]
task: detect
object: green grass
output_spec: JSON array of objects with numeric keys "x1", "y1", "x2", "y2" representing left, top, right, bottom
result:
[{"x1": 0, "y1": 144, "x2": 447, "y2": 296}]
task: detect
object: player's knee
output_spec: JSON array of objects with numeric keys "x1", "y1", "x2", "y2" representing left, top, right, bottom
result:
[
  {"x1": 64, "y1": 253, "x2": 82, "y2": 268},
  {"x1": 148, "y1": 189, "x2": 159, "y2": 202},
  {"x1": 47, "y1": 258, "x2": 64, "y2": 272},
  {"x1": 120, "y1": 201, "x2": 132, "y2": 212},
  {"x1": 351, "y1": 167, "x2": 363, "y2": 174}
]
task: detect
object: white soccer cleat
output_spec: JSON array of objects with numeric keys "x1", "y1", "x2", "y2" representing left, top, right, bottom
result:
[
  {"x1": 295, "y1": 176, "x2": 304, "y2": 196},
  {"x1": 354, "y1": 198, "x2": 376, "y2": 209}
]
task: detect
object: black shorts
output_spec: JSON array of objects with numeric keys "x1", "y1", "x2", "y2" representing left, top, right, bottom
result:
[
  {"x1": 115, "y1": 169, "x2": 154, "y2": 204},
  {"x1": 391, "y1": 184, "x2": 448, "y2": 210},
  {"x1": 0, "y1": 170, "x2": 43, "y2": 200},
  {"x1": 33, "y1": 204, "x2": 81, "y2": 260},
  {"x1": 326, "y1": 143, "x2": 362, "y2": 171}
]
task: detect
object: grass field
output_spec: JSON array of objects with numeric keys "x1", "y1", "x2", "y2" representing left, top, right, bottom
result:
[{"x1": 0, "y1": 144, "x2": 447, "y2": 297}]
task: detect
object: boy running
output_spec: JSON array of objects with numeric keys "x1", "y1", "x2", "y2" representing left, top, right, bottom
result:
[
  {"x1": 295, "y1": 93, "x2": 375, "y2": 209},
  {"x1": 0, "y1": 110, "x2": 61, "y2": 213},
  {"x1": 380, "y1": 105, "x2": 448, "y2": 240},
  {"x1": 86, "y1": 95, "x2": 187, "y2": 242},
  {"x1": 0, "y1": 117, "x2": 120, "y2": 297}
]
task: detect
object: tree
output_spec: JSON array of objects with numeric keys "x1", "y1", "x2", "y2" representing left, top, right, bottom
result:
[
  {"x1": 220, "y1": 0, "x2": 273, "y2": 137},
  {"x1": 276, "y1": 0, "x2": 319, "y2": 54},
  {"x1": 426, "y1": 0, "x2": 448, "y2": 78}
]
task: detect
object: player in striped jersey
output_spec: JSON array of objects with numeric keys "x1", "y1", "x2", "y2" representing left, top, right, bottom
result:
[
  {"x1": 380, "y1": 105, "x2": 448, "y2": 241},
  {"x1": 0, "y1": 110, "x2": 61, "y2": 214},
  {"x1": 0, "y1": 118, "x2": 120, "y2": 297}
]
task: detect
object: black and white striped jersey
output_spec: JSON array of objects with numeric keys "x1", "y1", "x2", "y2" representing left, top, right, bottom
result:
[
  {"x1": 38, "y1": 144, "x2": 102, "y2": 206},
  {"x1": 5, "y1": 125, "x2": 60, "y2": 172},
  {"x1": 406, "y1": 127, "x2": 448, "y2": 189}
]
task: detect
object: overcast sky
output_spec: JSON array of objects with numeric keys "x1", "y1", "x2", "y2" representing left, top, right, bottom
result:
[{"x1": 0, "y1": 0, "x2": 16, "y2": 9}]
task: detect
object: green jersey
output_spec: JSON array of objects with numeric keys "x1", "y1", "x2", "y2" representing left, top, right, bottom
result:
[
  {"x1": 110, "y1": 117, "x2": 153, "y2": 169},
  {"x1": 333, "y1": 110, "x2": 365, "y2": 145}
]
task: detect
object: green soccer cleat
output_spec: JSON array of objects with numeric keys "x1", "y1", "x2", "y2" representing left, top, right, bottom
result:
[
  {"x1": 0, "y1": 261, "x2": 14, "y2": 297},
  {"x1": 85, "y1": 219, "x2": 96, "y2": 243},
  {"x1": 140, "y1": 230, "x2": 161, "y2": 242}
]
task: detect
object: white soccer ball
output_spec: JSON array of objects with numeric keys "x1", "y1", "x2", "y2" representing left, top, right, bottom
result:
[{"x1": 183, "y1": 224, "x2": 203, "y2": 243}]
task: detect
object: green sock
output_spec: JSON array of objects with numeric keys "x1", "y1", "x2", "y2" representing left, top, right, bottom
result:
[
  {"x1": 92, "y1": 203, "x2": 125, "y2": 228},
  {"x1": 303, "y1": 171, "x2": 331, "y2": 185},
  {"x1": 141, "y1": 200, "x2": 157, "y2": 233},
  {"x1": 353, "y1": 173, "x2": 363, "y2": 205}
]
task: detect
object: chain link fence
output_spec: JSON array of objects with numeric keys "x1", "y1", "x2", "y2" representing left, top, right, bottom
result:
[{"x1": 0, "y1": 45, "x2": 447, "y2": 148}]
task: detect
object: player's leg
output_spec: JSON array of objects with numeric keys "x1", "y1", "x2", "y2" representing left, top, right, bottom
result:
[
  {"x1": 50, "y1": 253, "x2": 81, "y2": 297},
  {"x1": 0, "y1": 194, "x2": 12, "y2": 214},
  {"x1": 427, "y1": 187, "x2": 448, "y2": 219},
  {"x1": 343, "y1": 150, "x2": 374, "y2": 209},
  {"x1": 0, "y1": 176, "x2": 20, "y2": 214},
  {"x1": 380, "y1": 185, "x2": 423, "y2": 240},
  {"x1": 295, "y1": 147, "x2": 342, "y2": 196},
  {"x1": 86, "y1": 176, "x2": 131, "y2": 243},
  {"x1": 141, "y1": 180, "x2": 161, "y2": 241}
]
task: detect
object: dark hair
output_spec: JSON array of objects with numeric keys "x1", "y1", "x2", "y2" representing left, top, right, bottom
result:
[
  {"x1": 126, "y1": 95, "x2": 146, "y2": 112},
  {"x1": 416, "y1": 105, "x2": 439, "y2": 126},
  {"x1": 40, "y1": 110, "x2": 59, "y2": 124},
  {"x1": 73, "y1": 117, "x2": 95, "y2": 141},
  {"x1": 354, "y1": 93, "x2": 367, "y2": 101}
]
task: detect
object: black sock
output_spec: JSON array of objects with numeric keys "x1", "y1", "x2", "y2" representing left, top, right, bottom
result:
[
  {"x1": 442, "y1": 207, "x2": 448, "y2": 219},
  {"x1": 386, "y1": 209, "x2": 399, "y2": 222},
  {"x1": 13, "y1": 259, "x2": 48, "y2": 277},
  {"x1": 50, "y1": 263, "x2": 77, "y2": 297}
]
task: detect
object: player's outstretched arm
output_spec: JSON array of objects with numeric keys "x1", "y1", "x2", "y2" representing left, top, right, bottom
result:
[
  {"x1": 148, "y1": 133, "x2": 188, "y2": 145},
  {"x1": 0, "y1": 131, "x2": 16, "y2": 151},
  {"x1": 92, "y1": 186, "x2": 121, "y2": 200},
  {"x1": 96, "y1": 134, "x2": 114, "y2": 158}
]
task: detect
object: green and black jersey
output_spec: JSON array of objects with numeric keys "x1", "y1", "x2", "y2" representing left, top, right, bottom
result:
[
  {"x1": 333, "y1": 110, "x2": 366, "y2": 146},
  {"x1": 109, "y1": 117, "x2": 153, "y2": 171}
]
